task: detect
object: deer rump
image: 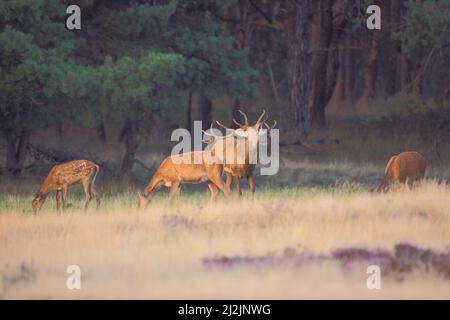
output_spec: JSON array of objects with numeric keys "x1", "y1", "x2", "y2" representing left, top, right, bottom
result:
[
  {"x1": 379, "y1": 151, "x2": 426, "y2": 191},
  {"x1": 153, "y1": 153, "x2": 223, "y2": 185},
  {"x1": 138, "y1": 151, "x2": 229, "y2": 208}
]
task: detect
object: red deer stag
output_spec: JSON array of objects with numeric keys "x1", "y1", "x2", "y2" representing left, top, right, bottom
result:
[
  {"x1": 376, "y1": 151, "x2": 426, "y2": 192},
  {"x1": 32, "y1": 160, "x2": 100, "y2": 214},
  {"x1": 213, "y1": 110, "x2": 271, "y2": 200}
]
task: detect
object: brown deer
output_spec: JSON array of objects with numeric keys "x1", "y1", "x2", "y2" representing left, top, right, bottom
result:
[
  {"x1": 32, "y1": 160, "x2": 100, "y2": 214},
  {"x1": 138, "y1": 151, "x2": 231, "y2": 209},
  {"x1": 139, "y1": 110, "x2": 271, "y2": 208},
  {"x1": 213, "y1": 110, "x2": 271, "y2": 200},
  {"x1": 376, "y1": 151, "x2": 426, "y2": 192}
]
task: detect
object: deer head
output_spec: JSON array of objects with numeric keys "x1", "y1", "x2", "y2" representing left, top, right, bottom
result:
[
  {"x1": 215, "y1": 109, "x2": 267, "y2": 138},
  {"x1": 203, "y1": 110, "x2": 271, "y2": 150},
  {"x1": 32, "y1": 193, "x2": 46, "y2": 214},
  {"x1": 212, "y1": 110, "x2": 270, "y2": 164},
  {"x1": 138, "y1": 192, "x2": 149, "y2": 209}
]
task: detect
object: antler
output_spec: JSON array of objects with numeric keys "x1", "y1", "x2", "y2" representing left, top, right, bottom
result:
[
  {"x1": 215, "y1": 120, "x2": 233, "y2": 131},
  {"x1": 233, "y1": 118, "x2": 243, "y2": 127},
  {"x1": 238, "y1": 110, "x2": 249, "y2": 127},
  {"x1": 202, "y1": 127, "x2": 234, "y2": 141},
  {"x1": 203, "y1": 121, "x2": 236, "y2": 140},
  {"x1": 263, "y1": 120, "x2": 277, "y2": 131},
  {"x1": 256, "y1": 109, "x2": 266, "y2": 125}
]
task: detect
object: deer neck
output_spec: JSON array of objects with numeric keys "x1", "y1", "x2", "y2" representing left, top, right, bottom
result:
[
  {"x1": 35, "y1": 188, "x2": 50, "y2": 200},
  {"x1": 208, "y1": 134, "x2": 258, "y2": 166},
  {"x1": 36, "y1": 180, "x2": 54, "y2": 198}
]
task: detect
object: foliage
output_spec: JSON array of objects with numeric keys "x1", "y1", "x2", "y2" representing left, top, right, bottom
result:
[
  {"x1": 0, "y1": 0, "x2": 258, "y2": 174},
  {"x1": 394, "y1": 0, "x2": 450, "y2": 55},
  {"x1": 1, "y1": 0, "x2": 449, "y2": 175},
  {"x1": 0, "y1": 26, "x2": 73, "y2": 133}
]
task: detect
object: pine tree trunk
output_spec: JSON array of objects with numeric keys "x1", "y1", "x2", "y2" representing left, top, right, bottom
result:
[
  {"x1": 96, "y1": 120, "x2": 107, "y2": 143},
  {"x1": 186, "y1": 90, "x2": 193, "y2": 132},
  {"x1": 310, "y1": 0, "x2": 333, "y2": 130},
  {"x1": 393, "y1": 0, "x2": 409, "y2": 92},
  {"x1": 119, "y1": 119, "x2": 139, "y2": 179},
  {"x1": 399, "y1": 52, "x2": 409, "y2": 92},
  {"x1": 380, "y1": 0, "x2": 397, "y2": 97},
  {"x1": 5, "y1": 130, "x2": 30, "y2": 175},
  {"x1": 325, "y1": 46, "x2": 339, "y2": 103},
  {"x1": 352, "y1": 31, "x2": 362, "y2": 99},
  {"x1": 284, "y1": 0, "x2": 313, "y2": 137},
  {"x1": 344, "y1": 33, "x2": 355, "y2": 102},
  {"x1": 328, "y1": 65, "x2": 344, "y2": 112},
  {"x1": 359, "y1": 30, "x2": 382, "y2": 110},
  {"x1": 225, "y1": 0, "x2": 253, "y2": 128},
  {"x1": 199, "y1": 95, "x2": 212, "y2": 131}
]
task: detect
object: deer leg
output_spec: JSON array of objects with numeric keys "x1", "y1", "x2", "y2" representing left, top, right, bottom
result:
[
  {"x1": 91, "y1": 186, "x2": 100, "y2": 209},
  {"x1": 234, "y1": 176, "x2": 242, "y2": 198},
  {"x1": 225, "y1": 173, "x2": 233, "y2": 193},
  {"x1": 209, "y1": 172, "x2": 230, "y2": 199},
  {"x1": 415, "y1": 175, "x2": 425, "y2": 189},
  {"x1": 168, "y1": 181, "x2": 180, "y2": 202},
  {"x1": 61, "y1": 185, "x2": 68, "y2": 211},
  {"x1": 405, "y1": 177, "x2": 412, "y2": 190},
  {"x1": 87, "y1": 173, "x2": 100, "y2": 209},
  {"x1": 247, "y1": 174, "x2": 256, "y2": 201},
  {"x1": 174, "y1": 183, "x2": 181, "y2": 200},
  {"x1": 56, "y1": 190, "x2": 61, "y2": 212},
  {"x1": 82, "y1": 178, "x2": 93, "y2": 210},
  {"x1": 207, "y1": 182, "x2": 219, "y2": 202}
]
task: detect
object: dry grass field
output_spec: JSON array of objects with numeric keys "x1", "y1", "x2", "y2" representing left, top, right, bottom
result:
[
  {"x1": 1, "y1": 121, "x2": 450, "y2": 299},
  {"x1": 2, "y1": 0, "x2": 449, "y2": 302},
  {"x1": 1, "y1": 176, "x2": 449, "y2": 299}
]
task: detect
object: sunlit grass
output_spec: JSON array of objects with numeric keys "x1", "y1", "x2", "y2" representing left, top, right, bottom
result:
[{"x1": 0, "y1": 179, "x2": 449, "y2": 299}]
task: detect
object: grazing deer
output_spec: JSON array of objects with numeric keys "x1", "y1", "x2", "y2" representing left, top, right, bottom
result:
[
  {"x1": 376, "y1": 151, "x2": 426, "y2": 192},
  {"x1": 212, "y1": 110, "x2": 272, "y2": 200},
  {"x1": 32, "y1": 160, "x2": 100, "y2": 214},
  {"x1": 138, "y1": 151, "x2": 231, "y2": 209}
]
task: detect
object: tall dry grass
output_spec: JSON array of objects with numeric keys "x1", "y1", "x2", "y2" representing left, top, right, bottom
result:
[{"x1": 0, "y1": 181, "x2": 449, "y2": 299}]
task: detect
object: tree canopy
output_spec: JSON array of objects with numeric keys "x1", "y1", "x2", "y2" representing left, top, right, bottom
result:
[
  {"x1": 0, "y1": 0, "x2": 258, "y2": 175},
  {"x1": 0, "y1": 0, "x2": 448, "y2": 176}
]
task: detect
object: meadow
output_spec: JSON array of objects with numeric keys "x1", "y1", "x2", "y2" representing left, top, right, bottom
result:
[
  {"x1": 1, "y1": 0, "x2": 449, "y2": 301},
  {"x1": 1, "y1": 170, "x2": 449, "y2": 299},
  {"x1": 1, "y1": 113, "x2": 450, "y2": 299}
]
